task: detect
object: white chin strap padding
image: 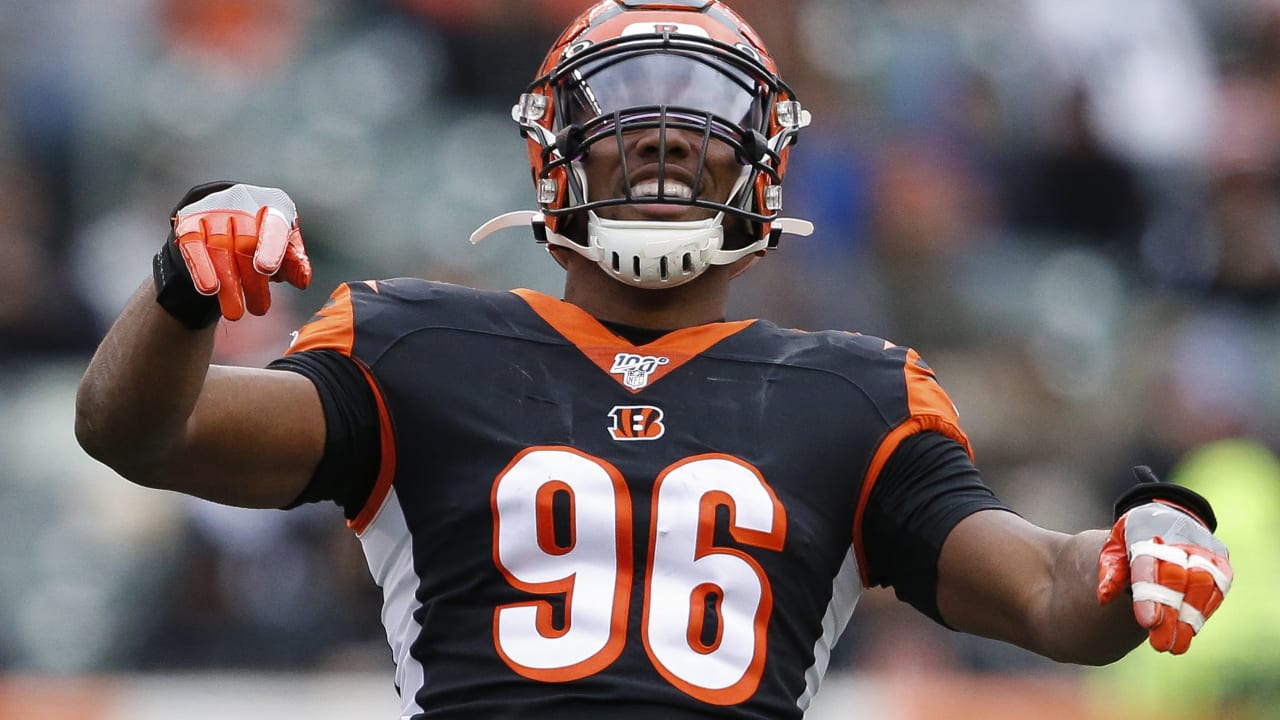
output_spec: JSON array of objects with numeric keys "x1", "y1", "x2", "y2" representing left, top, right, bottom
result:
[
  {"x1": 583, "y1": 212, "x2": 726, "y2": 289},
  {"x1": 469, "y1": 208, "x2": 818, "y2": 291}
]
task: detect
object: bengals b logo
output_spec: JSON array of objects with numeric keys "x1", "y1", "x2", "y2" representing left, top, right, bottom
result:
[{"x1": 608, "y1": 405, "x2": 666, "y2": 441}]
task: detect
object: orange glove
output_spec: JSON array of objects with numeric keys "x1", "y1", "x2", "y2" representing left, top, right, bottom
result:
[
  {"x1": 154, "y1": 182, "x2": 312, "y2": 328},
  {"x1": 1097, "y1": 467, "x2": 1232, "y2": 655}
]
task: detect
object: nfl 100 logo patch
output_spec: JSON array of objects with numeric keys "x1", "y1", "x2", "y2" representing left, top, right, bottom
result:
[{"x1": 610, "y1": 352, "x2": 670, "y2": 390}]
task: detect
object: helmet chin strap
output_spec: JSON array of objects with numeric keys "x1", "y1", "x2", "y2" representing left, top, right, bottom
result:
[
  {"x1": 469, "y1": 149, "x2": 814, "y2": 288},
  {"x1": 468, "y1": 210, "x2": 544, "y2": 245},
  {"x1": 470, "y1": 209, "x2": 810, "y2": 290},
  {"x1": 551, "y1": 163, "x2": 762, "y2": 289},
  {"x1": 579, "y1": 211, "x2": 724, "y2": 289}
]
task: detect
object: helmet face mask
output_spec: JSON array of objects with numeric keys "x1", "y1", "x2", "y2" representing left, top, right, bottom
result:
[
  {"x1": 549, "y1": 44, "x2": 780, "y2": 226},
  {"x1": 498, "y1": 0, "x2": 814, "y2": 289}
]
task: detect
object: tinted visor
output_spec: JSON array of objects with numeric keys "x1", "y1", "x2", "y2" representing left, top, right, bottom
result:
[{"x1": 560, "y1": 52, "x2": 763, "y2": 132}]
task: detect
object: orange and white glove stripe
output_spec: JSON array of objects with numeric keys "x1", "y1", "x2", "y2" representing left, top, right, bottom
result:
[
  {"x1": 1128, "y1": 539, "x2": 1231, "y2": 635},
  {"x1": 1097, "y1": 500, "x2": 1232, "y2": 655}
]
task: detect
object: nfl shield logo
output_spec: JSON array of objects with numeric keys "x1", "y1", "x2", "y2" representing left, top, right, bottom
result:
[{"x1": 610, "y1": 352, "x2": 670, "y2": 390}]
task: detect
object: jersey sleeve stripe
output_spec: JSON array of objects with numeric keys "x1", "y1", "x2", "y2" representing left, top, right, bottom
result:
[
  {"x1": 903, "y1": 349, "x2": 971, "y2": 457},
  {"x1": 287, "y1": 283, "x2": 359, "y2": 356},
  {"x1": 349, "y1": 361, "x2": 397, "y2": 536},
  {"x1": 850, "y1": 349, "x2": 974, "y2": 587},
  {"x1": 852, "y1": 418, "x2": 937, "y2": 585}
]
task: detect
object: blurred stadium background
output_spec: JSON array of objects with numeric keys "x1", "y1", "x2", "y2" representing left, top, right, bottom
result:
[{"x1": 2, "y1": 0, "x2": 1279, "y2": 718}]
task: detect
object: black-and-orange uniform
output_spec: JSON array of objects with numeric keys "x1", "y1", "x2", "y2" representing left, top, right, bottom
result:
[{"x1": 269, "y1": 279, "x2": 1009, "y2": 719}]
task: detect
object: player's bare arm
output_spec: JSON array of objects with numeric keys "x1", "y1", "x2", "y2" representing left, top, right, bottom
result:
[
  {"x1": 75, "y1": 183, "x2": 324, "y2": 509},
  {"x1": 937, "y1": 469, "x2": 1231, "y2": 664},
  {"x1": 936, "y1": 510, "x2": 1140, "y2": 664}
]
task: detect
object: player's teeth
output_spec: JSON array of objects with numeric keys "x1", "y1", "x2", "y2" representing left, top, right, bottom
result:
[{"x1": 630, "y1": 180, "x2": 692, "y2": 199}]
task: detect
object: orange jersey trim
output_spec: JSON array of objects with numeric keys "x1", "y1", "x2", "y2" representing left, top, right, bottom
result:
[
  {"x1": 511, "y1": 288, "x2": 755, "y2": 394},
  {"x1": 282, "y1": 281, "x2": 395, "y2": 535},
  {"x1": 286, "y1": 282, "x2": 361, "y2": 356},
  {"x1": 851, "y1": 348, "x2": 973, "y2": 586},
  {"x1": 349, "y1": 361, "x2": 396, "y2": 535}
]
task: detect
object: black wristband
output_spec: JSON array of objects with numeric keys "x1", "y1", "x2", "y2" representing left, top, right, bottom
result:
[
  {"x1": 1114, "y1": 465, "x2": 1218, "y2": 532},
  {"x1": 152, "y1": 181, "x2": 239, "y2": 330}
]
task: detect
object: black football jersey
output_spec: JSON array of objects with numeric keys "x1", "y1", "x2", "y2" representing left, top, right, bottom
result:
[{"x1": 278, "y1": 279, "x2": 980, "y2": 719}]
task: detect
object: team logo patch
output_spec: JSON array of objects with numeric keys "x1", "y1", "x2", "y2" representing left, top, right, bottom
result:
[
  {"x1": 610, "y1": 352, "x2": 670, "y2": 390},
  {"x1": 608, "y1": 405, "x2": 666, "y2": 441}
]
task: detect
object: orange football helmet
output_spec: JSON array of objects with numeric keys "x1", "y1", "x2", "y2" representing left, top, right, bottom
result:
[{"x1": 472, "y1": 0, "x2": 813, "y2": 288}]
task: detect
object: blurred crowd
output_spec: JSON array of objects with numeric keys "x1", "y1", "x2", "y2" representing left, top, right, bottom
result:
[{"x1": 2, "y1": 0, "x2": 1279, "y2": 717}]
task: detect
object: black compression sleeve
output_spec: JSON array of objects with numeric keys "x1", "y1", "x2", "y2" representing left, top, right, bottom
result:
[
  {"x1": 860, "y1": 431, "x2": 1013, "y2": 625},
  {"x1": 268, "y1": 350, "x2": 381, "y2": 520}
]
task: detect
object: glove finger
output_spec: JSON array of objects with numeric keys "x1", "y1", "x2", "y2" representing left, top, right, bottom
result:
[
  {"x1": 1171, "y1": 572, "x2": 1209, "y2": 656},
  {"x1": 1181, "y1": 559, "x2": 1228, "y2": 630},
  {"x1": 174, "y1": 213, "x2": 223, "y2": 295},
  {"x1": 1168, "y1": 548, "x2": 1231, "y2": 656},
  {"x1": 275, "y1": 229, "x2": 312, "y2": 289},
  {"x1": 239, "y1": 265, "x2": 271, "y2": 316},
  {"x1": 1155, "y1": 548, "x2": 1189, "y2": 594},
  {"x1": 1168, "y1": 599, "x2": 1209, "y2": 656},
  {"x1": 1164, "y1": 569, "x2": 1225, "y2": 656},
  {"x1": 1168, "y1": 619, "x2": 1194, "y2": 655},
  {"x1": 1128, "y1": 553, "x2": 1162, "y2": 630},
  {"x1": 232, "y1": 214, "x2": 272, "y2": 316},
  {"x1": 1096, "y1": 529, "x2": 1130, "y2": 604},
  {"x1": 1185, "y1": 546, "x2": 1234, "y2": 595},
  {"x1": 1136, "y1": 546, "x2": 1190, "y2": 653},
  {"x1": 1129, "y1": 538, "x2": 1189, "y2": 593},
  {"x1": 205, "y1": 228, "x2": 246, "y2": 322},
  {"x1": 176, "y1": 233, "x2": 220, "y2": 295},
  {"x1": 214, "y1": 262, "x2": 245, "y2": 320},
  {"x1": 1144, "y1": 601, "x2": 1180, "y2": 652},
  {"x1": 1129, "y1": 551, "x2": 1188, "y2": 618},
  {"x1": 254, "y1": 206, "x2": 291, "y2": 275},
  {"x1": 1126, "y1": 548, "x2": 1159, "y2": 586}
]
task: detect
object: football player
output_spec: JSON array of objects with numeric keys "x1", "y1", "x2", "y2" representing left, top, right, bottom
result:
[{"x1": 75, "y1": 1, "x2": 1232, "y2": 718}]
